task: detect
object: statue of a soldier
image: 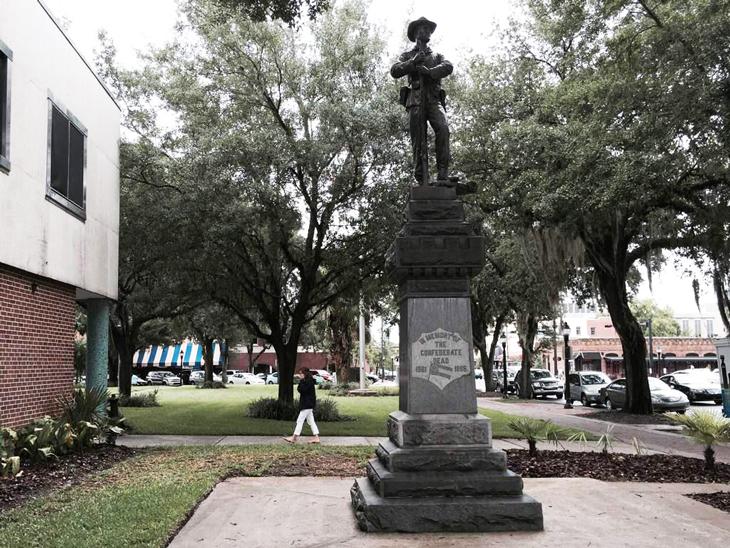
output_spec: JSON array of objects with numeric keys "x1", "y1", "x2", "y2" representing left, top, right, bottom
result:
[{"x1": 391, "y1": 17, "x2": 453, "y2": 185}]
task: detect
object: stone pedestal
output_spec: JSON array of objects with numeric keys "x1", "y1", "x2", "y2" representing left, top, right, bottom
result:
[{"x1": 350, "y1": 186, "x2": 543, "y2": 532}]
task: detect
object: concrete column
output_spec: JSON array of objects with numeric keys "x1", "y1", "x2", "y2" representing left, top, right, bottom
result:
[{"x1": 85, "y1": 299, "x2": 110, "y2": 401}]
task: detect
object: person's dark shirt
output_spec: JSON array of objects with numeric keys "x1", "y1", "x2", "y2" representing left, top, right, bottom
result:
[{"x1": 298, "y1": 376, "x2": 317, "y2": 410}]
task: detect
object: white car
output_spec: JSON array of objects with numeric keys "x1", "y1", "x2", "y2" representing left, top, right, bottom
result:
[
  {"x1": 131, "y1": 374, "x2": 148, "y2": 386},
  {"x1": 161, "y1": 372, "x2": 182, "y2": 386},
  {"x1": 266, "y1": 372, "x2": 279, "y2": 385},
  {"x1": 370, "y1": 379, "x2": 397, "y2": 388},
  {"x1": 229, "y1": 372, "x2": 265, "y2": 385}
]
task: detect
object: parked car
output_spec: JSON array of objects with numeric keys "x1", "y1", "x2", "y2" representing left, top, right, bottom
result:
[
  {"x1": 568, "y1": 371, "x2": 612, "y2": 407},
  {"x1": 161, "y1": 372, "x2": 182, "y2": 386},
  {"x1": 229, "y1": 372, "x2": 265, "y2": 385},
  {"x1": 146, "y1": 371, "x2": 166, "y2": 385},
  {"x1": 255, "y1": 373, "x2": 267, "y2": 380},
  {"x1": 515, "y1": 368, "x2": 564, "y2": 399},
  {"x1": 366, "y1": 373, "x2": 379, "y2": 383},
  {"x1": 189, "y1": 370, "x2": 223, "y2": 385},
  {"x1": 370, "y1": 379, "x2": 397, "y2": 388},
  {"x1": 266, "y1": 372, "x2": 279, "y2": 385},
  {"x1": 601, "y1": 377, "x2": 689, "y2": 412},
  {"x1": 310, "y1": 369, "x2": 334, "y2": 383},
  {"x1": 660, "y1": 369, "x2": 722, "y2": 404},
  {"x1": 492, "y1": 365, "x2": 522, "y2": 393},
  {"x1": 131, "y1": 374, "x2": 148, "y2": 386}
]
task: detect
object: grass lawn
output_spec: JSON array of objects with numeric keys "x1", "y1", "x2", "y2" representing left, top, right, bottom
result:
[
  {"x1": 0, "y1": 445, "x2": 372, "y2": 548},
  {"x1": 120, "y1": 385, "x2": 587, "y2": 439}
]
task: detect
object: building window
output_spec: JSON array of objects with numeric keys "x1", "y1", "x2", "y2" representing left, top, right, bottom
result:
[
  {"x1": 0, "y1": 38, "x2": 11, "y2": 173},
  {"x1": 706, "y1": 320, "x2": 714, "y2": 338},
  {"x1": 590, "y1": 327, "x2": 596, "y2": 336},
  {"x1": 682, "y1": 319, "x2": 689, "y2": 334},
  {"x1": 46, "y1": 100, "x2": 86, "y2": 219},
  {"x1": 694, "y1": 319, "x2": 702, "y2": 337},
  {"x1": 575, "y1": 326, "x2": 581, "y2": 336}
]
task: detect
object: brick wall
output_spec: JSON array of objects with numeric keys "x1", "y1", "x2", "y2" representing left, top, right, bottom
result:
[{"x1": 0, "y1": 264, "x2": 75, "y2": 428}]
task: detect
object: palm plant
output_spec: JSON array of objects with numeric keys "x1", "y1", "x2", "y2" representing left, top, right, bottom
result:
[
  {"x1": 507, "y1": 417, "x2": 563, "y2": 457},
  {"x1": 668, "y1": 411, "x2": 730, "y2": 473},
  {"x1": 596, "y1": 424, "x2": 615, "y2": 455}
]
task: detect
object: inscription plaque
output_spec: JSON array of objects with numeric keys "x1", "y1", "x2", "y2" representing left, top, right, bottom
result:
[{"x1": 411, "y1": 328, "x2": 471, "y2": 390}]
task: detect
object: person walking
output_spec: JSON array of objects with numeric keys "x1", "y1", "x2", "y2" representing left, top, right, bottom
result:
[{"x1": 284, "y1": 368, "x2": 320, "y2": 444}]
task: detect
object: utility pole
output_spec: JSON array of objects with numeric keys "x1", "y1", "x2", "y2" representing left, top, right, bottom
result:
[{"x1": 359, "y1": 302, "x2": 366, "y2": 389}]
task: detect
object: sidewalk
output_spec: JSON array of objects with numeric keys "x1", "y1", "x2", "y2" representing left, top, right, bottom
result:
[
  {"x1": 118, "y1": 434, "x2": 666, "y2": 455},
  {"x1": 478, "y1": 397, "x2": 730, "y2": 463},
  {"x1": 169, "y1": 476, "x2": 730, "y2": 547}
]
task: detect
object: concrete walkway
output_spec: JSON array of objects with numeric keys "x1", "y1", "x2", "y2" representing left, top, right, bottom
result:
[
  {"x1": 118, "y1": 434, "x2": 664, "y2": 455},
  {"x1": 478, "y1": 397, "x2": 730, "y2": 463},
  {"x1": 169, "y1": 476, "x2": 730, "y2": 547}
]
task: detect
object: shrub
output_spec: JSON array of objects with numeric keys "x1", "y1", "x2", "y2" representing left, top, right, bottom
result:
[
  {"x1": 328, "y1": 382, "x2": 360, "y2": 397},
  {"x1": 668, "y1": 411, "x2": 730, "y2": 473},
  {"x1": 196, "y1": 381, "x2": 227, "y2": 389},
  {"x1": 58, "y1": 386, "x2": 109, "y2": 426},
  {"x1": 506, "y1": 417, "x2": 564, "y2": 457},
  {"x1": 246, "y1": 397, "x2": 351, "y2": 422},
  {"x1": 120, "y1": 390, "x2": 160, "y2": 407},
  {"x1": 373, "y1": 386, "x2": 399, "y2": 396},
  {"x1": 1, "y1": 427, "x2": 20, "y2": 477}
]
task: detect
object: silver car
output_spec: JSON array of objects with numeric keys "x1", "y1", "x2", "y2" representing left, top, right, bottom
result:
[
  {"x1": 568, "y1": 371, "x2": 611, "y2": 407},
  {"x1": 601, "y1": 377, "x2": 689, "y2": 413}
]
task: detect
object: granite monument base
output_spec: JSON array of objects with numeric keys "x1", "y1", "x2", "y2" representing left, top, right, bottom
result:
[{"x1": 350, "y1": 411, "x2": 544, "y2": 533}]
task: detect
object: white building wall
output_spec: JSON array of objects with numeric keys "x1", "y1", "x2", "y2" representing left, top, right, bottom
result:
[{"x1": 0, "y1": 1, "x2": 119, "y2": 299}]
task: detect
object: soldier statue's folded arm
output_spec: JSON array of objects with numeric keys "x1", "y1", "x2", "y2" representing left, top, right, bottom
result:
[
  {"x1": 427, "y1": 56, "x2": 453, "y2": 79},
  {"x1": 390, "y1": 53, "x2": 417, "y2": 78}
]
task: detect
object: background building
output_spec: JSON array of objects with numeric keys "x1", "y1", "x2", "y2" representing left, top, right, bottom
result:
[{"x1": 0, "y1": 1, "x2": 119, "y2": 427}]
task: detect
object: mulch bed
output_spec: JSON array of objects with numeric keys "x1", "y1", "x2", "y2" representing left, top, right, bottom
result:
[
  {"x1": 0, "y1": 445, "x2": 135, "y2": 512},
  {"x1": 686, "y1": 491, "x2": 730, "y2": 513},
  {"x1": 506, "y1": 449, "x2": 730, "y2": 483},
  {"x1": 261, "y1": 453, "x2": 365, "y2": 477},
  {"x1": 582, "y1": 410, "x2": 675, "y2": 425}
]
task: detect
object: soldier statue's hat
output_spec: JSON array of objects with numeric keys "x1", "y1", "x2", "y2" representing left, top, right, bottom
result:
[{"x1": 407, "y1": 16, "x2": 437, "y2": 42}]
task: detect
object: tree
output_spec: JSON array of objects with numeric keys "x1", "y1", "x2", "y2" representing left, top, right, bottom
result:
[
  {"x1": 106, "y1": 1, "x2": 408, "y2": 404},
  {"x1": 455, "y1": 0, "x2": 730, "y2": 413},
  {"x1": 213, "y1": 0, "x2": 329, "y2": 25},
  {"x1": 629, "y1": 298, "x2": 680, "y2": 337}
]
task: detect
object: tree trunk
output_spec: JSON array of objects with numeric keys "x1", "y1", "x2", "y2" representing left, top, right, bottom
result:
[
  {"x1": 484, "y1": 315, "x2": 505, "y2": 392},
  {"x1": 518, "y1": 313, "x2": 538, "y2": 399},
  {"x1": 328, "y1": 305, "x2": 354, "y2": 385},
  {"x1": 276, "y1": 342, "x2": 298, "y2": 405},
  {"x1": 117, "y1": 345, "x2": 133, "y2": 398},
  {"x1": 595, "y1": 268, "x2": 653, "y2": 414},
  {"x1": 528, "y1": 439, "x2": 537, "y2": 457},
  {"x1": 203, "y1": 336, "x2": 215, "y2": 383},
  {"x1": 220, "y1": 340, "x2": 229, "y2": 383},
  {"x1": 704, "y1": 445, "x2": 716, "y2": 474}
]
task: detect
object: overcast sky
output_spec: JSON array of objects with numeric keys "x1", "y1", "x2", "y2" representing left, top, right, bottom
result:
[{"x1": 40, "y1": 0, "x2": 724, "y2": 332}]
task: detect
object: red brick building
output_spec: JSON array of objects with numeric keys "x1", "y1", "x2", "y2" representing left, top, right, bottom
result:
[
  {"x1": 0, "y1": 266, "x2": 76, "y2": 426},
  {"x1": 0, "y1": 3, "x2": 120, "y2": 427},
  {"x1": 228, "y1": 346, "x2": 330, "y2": 375},
  {"x1": 541, "y1": 337, "x2": 718, "y2": 380}
]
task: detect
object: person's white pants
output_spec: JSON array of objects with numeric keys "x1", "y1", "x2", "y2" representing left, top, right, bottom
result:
[{"x1": 293, "y1": 409, "x2": 319, "y2": 436}]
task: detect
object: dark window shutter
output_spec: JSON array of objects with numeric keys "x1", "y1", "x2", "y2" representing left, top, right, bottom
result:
[
  {"x1": 50, "y1": 106, "x2": 69, "y2": 195},
  {"x1": 0, "y1": 55, "x2": 6, "y2": 149},
  {"x1": 68, "y1": 123, "x2": 84, "y2": 206}
]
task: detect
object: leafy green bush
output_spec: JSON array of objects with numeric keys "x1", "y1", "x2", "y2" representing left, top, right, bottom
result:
[
  {"x1": 1, "y1": 427, "x2": 20, "y2": 477},
  {"x1": 196, "y1": 381, "x2": 227, "y2": 389},
  {"x1": 120, "y1": 390, "x2": 160, "y2": 407},
  {"x1": 327, "y1": 382, "x2": 360, "y2": 397},
  {"x1": 507, "y1": 417, "x2": 564, "y2": 457},
  {"x1": 668, "y1": 411, "x2": 730, "y2": 473},
  {"x1": 246, "y1": 397, "x2": 352, "y2": 422},
  {"x1": 58, "y1": 386, "x2": 108, "y2": 426}
]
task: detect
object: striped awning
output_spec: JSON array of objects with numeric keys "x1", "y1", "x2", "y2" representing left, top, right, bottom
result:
[{"x1": 133, "y1": 341, "x2": 224, "y2": 369}]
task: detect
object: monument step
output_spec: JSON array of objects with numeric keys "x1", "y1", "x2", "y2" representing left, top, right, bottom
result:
[
  {"x1": 366, "y1": 458, "x2": 523, "y2": 498},
  {"x1": 388, "y1": 411, "x2": 491, "y2": 447},
  {"x1": 407, "y1": 200, "x2": 464, "y2": 221},
  {"x1": 409, "y1": 185, "x2": 457, "y2": 201},
  {"x1": 350, "y1": 477, "x2": 543, "y2": 533},
  {"x1": 375, "y1": 439, "x2": 507, "y2": 472}
]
